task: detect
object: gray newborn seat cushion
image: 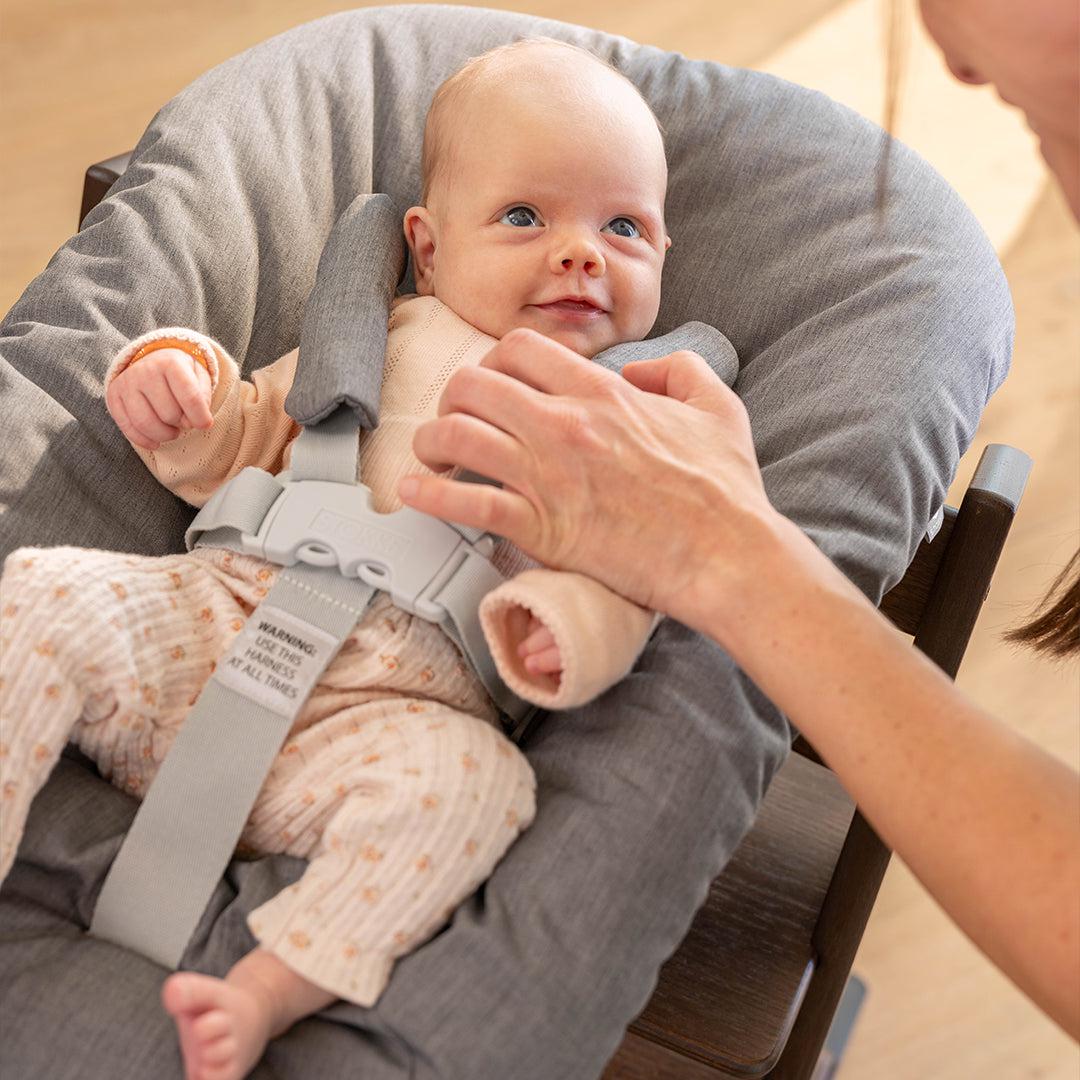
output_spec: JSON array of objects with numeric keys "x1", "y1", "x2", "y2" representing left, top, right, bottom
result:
[{"x1": 0, "y1": 5, "x2": 1010, "y2": 1079}]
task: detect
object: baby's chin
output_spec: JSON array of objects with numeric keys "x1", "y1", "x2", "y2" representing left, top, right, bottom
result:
[
  {"x1": 537, "y1": 326, "x2": 609, "y2": 359},
  {"x1": 509, "y1": 316, "x2": 622, "y2": 360}
]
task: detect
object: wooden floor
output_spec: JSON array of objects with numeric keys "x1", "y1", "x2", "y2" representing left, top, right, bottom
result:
[{"x1": 1, "y1": 1, "x2": 1076, "y2": 1076}]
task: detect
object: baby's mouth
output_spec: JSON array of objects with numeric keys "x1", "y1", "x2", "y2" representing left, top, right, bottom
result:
[{"x1": 532, "y1": 297, "x2": 607, "y2": 318}]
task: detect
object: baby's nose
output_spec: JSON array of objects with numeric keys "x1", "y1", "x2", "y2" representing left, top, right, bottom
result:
[{"x1": 554, "y1": 236, "x2": 605, "y2": 277}]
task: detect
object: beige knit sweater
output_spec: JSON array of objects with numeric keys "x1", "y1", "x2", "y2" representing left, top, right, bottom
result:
[{"x1": 106, "y1": 295, "x2": 656, "y2": 710}]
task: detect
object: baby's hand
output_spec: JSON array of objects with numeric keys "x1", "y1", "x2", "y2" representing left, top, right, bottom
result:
[
  {"x1": 517, "y1": 614, "x2": 563, "y2": 684},
  {"x1": 106, "y1": 347, "x2": 213, "y2": 450}
]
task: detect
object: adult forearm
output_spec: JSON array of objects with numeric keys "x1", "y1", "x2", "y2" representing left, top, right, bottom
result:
[
  {"x1": 402, "y1": 329, "x2": 1078, "y2": 1033},
  {"x1": 696, "y1": 510, "x2": 1080, "y2": 1037}
]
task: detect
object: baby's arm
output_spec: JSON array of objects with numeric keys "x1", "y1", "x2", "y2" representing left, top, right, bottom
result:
[
  {"x1": 479, "y1": 569, "x2": 658, "y2": 711},
  {"x1": 106, "y1": 329, "x2": 301, "y2": 507}
]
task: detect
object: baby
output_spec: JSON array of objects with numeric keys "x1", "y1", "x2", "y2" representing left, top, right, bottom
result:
[{"x1": 0, "y1": 39, "x2": 671, "y2": 1080}]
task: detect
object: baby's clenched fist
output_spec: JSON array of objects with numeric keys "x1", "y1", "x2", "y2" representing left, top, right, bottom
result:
[{"x1": 106, "y1": 347, "x2": 213, "y2": 450}]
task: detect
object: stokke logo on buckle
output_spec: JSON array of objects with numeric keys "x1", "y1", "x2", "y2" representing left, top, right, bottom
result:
[{"x1": 310, "y1": 508, "x2": 411, "y2": 560}]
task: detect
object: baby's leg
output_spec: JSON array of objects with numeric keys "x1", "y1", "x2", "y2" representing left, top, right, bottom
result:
[
  {"x1": 0, "y1": 545, "x2": 248, "y2": 884},
  {"x1": 162, "y1": 947, "x2": 332, "y2": 1080},
  {"x1": 241, "y1": 698, "x2": 537, "y2": 1008}
]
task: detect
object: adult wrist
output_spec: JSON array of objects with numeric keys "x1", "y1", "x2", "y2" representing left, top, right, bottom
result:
[
  {"x1": 659, "y1": 500, "x2": 782, "y2": 639},
  {"x1": 675, "y1": 503, "x2": 836, "y2": 661}
]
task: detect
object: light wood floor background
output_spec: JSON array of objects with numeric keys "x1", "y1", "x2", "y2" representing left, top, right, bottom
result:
[{"x1": 1, "y1": 1, "x2": 1077, "y2": 1077}]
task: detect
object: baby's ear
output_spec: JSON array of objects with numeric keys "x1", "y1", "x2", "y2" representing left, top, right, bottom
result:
[{"x1": 404, "y1": 206, "x2": 437, "y2": 295}]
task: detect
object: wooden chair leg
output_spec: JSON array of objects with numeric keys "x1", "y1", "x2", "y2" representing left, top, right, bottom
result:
[{"x1": 767, "y1": 813, "x2": 891, "y2": 1078}]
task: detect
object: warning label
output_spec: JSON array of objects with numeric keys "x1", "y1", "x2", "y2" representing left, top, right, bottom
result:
[{"x1": 213, "y1": 604, "x2": 340, "y2": 717}]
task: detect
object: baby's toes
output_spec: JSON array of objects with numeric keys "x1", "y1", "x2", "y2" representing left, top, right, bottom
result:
[
  {"x1": 162, "y1": 971, "x2": 218, "y2": 1018},
  {"x1": 192, "y1": 1010, "x2": 231, "y2": 1043},
  {"x1": 199, "y1": 1034, "x2": 238, "y2": 1068}
]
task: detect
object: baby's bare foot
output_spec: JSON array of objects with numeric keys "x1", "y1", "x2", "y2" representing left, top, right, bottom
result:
[{"x1": 162, "y1": 971, "x2": 273, "y2": 1080}]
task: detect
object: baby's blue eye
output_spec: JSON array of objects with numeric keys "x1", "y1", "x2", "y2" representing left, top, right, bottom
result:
[
  {"x1": 500, "y1": 206, "x2": 540, "y2": 227},
  {"x1": 602, "y1": 217, "x2": 640, "y2": 239}
]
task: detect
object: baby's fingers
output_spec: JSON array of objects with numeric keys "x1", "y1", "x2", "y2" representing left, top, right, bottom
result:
[
  {"x1": 107, "y1": 386, "x2": 176, "y2": 449},
  {"x1": 523, "y1": 645, "x2": 563, "y2": 676},
  {"x1": 517, "y1": 619, "x2": 555, "y2": 658},
  {"x1": 517, "y1": 616, "x2": 562, "y2": 678},
  {"x1": 126, "y1": 388, "x2": 182, "y2": 447},
  {"x1": 164, "y1": 360, "x2": 213, "y2": 430},
  {"x1": 108, "y1": 391, "x2": 157, "y2": 450}
]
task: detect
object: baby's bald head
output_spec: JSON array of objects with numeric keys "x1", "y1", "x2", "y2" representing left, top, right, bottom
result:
[{"x1": 420, "y1": 39, "x2": 667, "y2": 209}]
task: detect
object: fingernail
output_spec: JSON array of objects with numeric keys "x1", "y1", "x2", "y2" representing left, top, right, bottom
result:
[{"x1": 399, "y1": 477, "x2": 419, "y2": 499}]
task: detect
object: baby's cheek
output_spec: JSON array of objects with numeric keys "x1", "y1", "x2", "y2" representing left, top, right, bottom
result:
[
  {"x1": 444, "y1": 283, "x2": 516, "y2": 341},
  {"x1": 622, "y1": 275, "x2": 664, "y2": 341}
]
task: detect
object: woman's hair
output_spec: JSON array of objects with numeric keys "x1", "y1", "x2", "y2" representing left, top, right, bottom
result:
[
  {"x1": 880, "y1": 0, "x2": 1080, "y2": 658},
  {"x1": 878, "y1": 0, "x2": 911, "y2": 211},
  {"x1": 1006, "y1": 549, "x2": 1080, "y2": 658}
]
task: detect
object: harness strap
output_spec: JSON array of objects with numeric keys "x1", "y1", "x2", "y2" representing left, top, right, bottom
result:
[
  {"x1": 90, "y1": 563, "x2": 375, "y2": 968},
  {"x1": 284, "y1": 192, "x2": 404, "y2": 428},
  {"x1": 183, "y1": 466, "x2": 283, "y2": 548},
  {"x1": 432, "y1": 547, "x2": 521, "y2": 718},
  {"x1": 91, "y1": 193, "x2": 395, "y2": 963},
  {"x1": 288, "y1": 404, "x2": 359, "y2": 482}
]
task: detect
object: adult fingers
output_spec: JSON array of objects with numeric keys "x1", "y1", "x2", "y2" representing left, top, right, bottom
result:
[
  {"x1": 435, "y1": 364, "x2": 543, "y2": 437},
  {"x1": 478, "y1": 328, "x2": 612, "y2": 397},
  {"x1": 163, "y1": 360, "x2": 213, "y2": 429},
  {"x1": 397, "y1": 473, "x2": 536, "y2": 545},
  {"x1": 412, "y1": 411, "x2": 528, "y2": 487},
  {"x1": 621, "y1": 351, "x2": 735, "y2": 412},
  {"x1": 434, "y1": 362, "x2": 612, "y2": 480}
]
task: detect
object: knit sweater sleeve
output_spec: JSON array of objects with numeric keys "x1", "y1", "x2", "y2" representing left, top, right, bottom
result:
[
  {"x1": 478, "y1": 569, "x2": 660, "y2": 711},
  {"x1": 106, "y1": 328, "x2": 301, "y2": 508}
]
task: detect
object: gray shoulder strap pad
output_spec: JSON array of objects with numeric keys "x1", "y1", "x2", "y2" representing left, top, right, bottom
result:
[{"x1": 285, "y1": 192, "x2": 406, "y2": 429}]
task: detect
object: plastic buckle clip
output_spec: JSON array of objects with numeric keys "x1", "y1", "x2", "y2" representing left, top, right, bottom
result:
[{"x1": 239, "y1": 479, "x2": 493, "y2": 622}]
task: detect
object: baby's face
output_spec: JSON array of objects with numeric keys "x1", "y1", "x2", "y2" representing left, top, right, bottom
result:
[{"x1": 406, "y1": 60, "x2": 671, "y2": 358}]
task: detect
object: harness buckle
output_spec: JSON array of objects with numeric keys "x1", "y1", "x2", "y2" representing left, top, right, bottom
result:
[{"x1": 239, "y1": 478, "x2": 493, "y2": 622}]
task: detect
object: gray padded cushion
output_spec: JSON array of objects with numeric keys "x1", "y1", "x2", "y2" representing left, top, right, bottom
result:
[
  {"x1": 0, "y1": 3, "x2": 1008, "y2": 586},
  {"x1": 0, "y1": 5, "x2": 1011, "y2": 1078}
]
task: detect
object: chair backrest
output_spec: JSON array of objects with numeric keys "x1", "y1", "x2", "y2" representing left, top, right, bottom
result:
[{"x1": 603, "y1": 442, "x2": 1031, "y2": 1079}]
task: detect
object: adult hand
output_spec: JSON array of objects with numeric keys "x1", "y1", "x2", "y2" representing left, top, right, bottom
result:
[{"x1": 399, "y1": 328, "x2": 780, "y2": 633}]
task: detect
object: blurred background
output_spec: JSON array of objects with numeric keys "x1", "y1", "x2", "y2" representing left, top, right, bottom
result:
[{"x1": 1, "y1": 1, "x2": 1076, "y2": 1075}]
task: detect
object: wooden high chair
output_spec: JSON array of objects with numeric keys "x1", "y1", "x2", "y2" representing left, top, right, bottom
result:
[{"x1": 80, "y1": 153, "x2": 1031, "y2": 1080}]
